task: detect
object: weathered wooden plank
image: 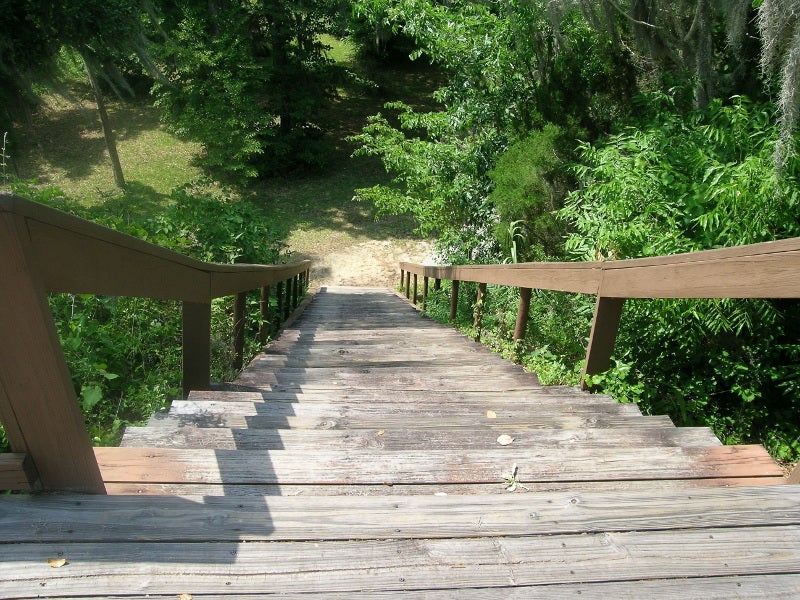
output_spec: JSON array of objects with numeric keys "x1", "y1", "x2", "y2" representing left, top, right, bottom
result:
[
  {"x1": 167, "y1": 399, "x2": 642, "y2": 417},
  {"x1": 95, "y1": 445, "x2": 782, "y2": 485},
  {"x1": 143, "y1": 412, "x2": 673, "y2": 431},
  {"x1": 192, "y1": 386, "x2": 601, "y2": 401},
  {"x1": 54, "y1": 574, "x2": 800, "y2": 599},
  {"x1": 2, "y1": 526, "x2": 799, "y2": 597},
  {"x1": 103, "y1": 477, "x2": 787, "y2": 496},
  {"x1": 121, "y1": 424, "x2": 718, "y2": 451},
  {"x1": 2, "y1": 486, "x2": 799, "y2": 543}
]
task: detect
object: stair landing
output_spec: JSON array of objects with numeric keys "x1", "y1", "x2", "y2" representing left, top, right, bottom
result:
[{"x1": 1, "y1": 286, "x2": 798, "y2": 598}]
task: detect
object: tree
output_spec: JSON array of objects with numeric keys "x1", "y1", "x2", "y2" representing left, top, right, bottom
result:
[
  {"x1": 153, "y1": 0, "x2": 339, "y2": 179},
  {"x1": 0, "y1": 1, "x2": 158, "y2": 188}
]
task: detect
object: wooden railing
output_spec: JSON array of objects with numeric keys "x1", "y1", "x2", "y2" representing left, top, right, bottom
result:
[
  {"x1": 0, "y1": 193, "x2": 310, "y2": 493},
  {"x1": 401, "y1": 239, "x2": 800, "y2": 484}
]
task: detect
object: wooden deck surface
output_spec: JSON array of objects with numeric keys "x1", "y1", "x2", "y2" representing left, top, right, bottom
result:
[{"x1": 1, "y1": 286, "x2": 798, "y2": 598}]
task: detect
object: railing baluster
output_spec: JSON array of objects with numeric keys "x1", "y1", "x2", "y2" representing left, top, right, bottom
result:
[
  {"x1": 259, "y1": 285, "x2": 271, "y2": 345},
  {"x1": 232, "y1": 291, "x2": 247, "y2": 371},
  {"x1": 412, "y1": 273, "x2": 418, "y2": 305},
  {"x1": 400, "y1": 269, "x2": 405, "y2": 289},
  {"x1": 434, "y1": 278, "x2": 441, "y2": 291},
  {"x1": 422, "y1": 276, "x2": 429, "y2": 310},
  {"x1": 473, "y1": 282, "x2": 487, "y2": 341},
  {"x1": 292, "y1": 274, "x2": 300, "y2": 309},
  {"x1": 581, "y1": 296, "x2": 625, "y2": 390},
  {"x1": 182, "y1": 301, "x2": 211, "y2": 395},
  {"x1": 405, "y1": 271, "x2": 411, "y2": 299},
  {"x1": 513, "y1": 287, "x2": 532, "y2": 341},
  {"x1": 276, "y1": 280, "x2": 285, "y2": 327},
  {"x1": 284, "y1": 277, "x2": 293, "y2": 319},
  {"x1": 449, "y1": 280, "x2": 460, "y2": 321}
]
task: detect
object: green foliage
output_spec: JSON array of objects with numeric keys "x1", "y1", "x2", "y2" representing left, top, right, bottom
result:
[
  {"x1": 489, "y1": 124, "x2": 570, "y2": 257},
  {"x1": 559, "y1": 95, "x2": 800, "y2": 461},
  {"x1": 154, "y1": 0, "x2": 338, "y2": 179}
]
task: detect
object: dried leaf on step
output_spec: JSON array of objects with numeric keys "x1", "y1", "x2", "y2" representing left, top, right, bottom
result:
[
  {"x1": 177, "y1": 595, "x2": 194, "y2": 600},
  {"x1": 376, "y1": 430, "x2": 385, "y2": 436},
  {"x1": 47, "y1": 558, "x2": 67, "y2": 568},
  {"x1": 496, "y1": 434, "x2": 514, "y2": 446},
  {"x1": 486, "y1": 410, "x2": 497, "y2": 419}
]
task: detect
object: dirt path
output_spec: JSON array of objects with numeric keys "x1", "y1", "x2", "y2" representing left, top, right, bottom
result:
[{"x1": 286, "y1": 228, "x2": 433, "y2": 289}]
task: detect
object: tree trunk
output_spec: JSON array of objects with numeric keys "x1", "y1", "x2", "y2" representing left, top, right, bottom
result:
[{"x1": 81, "y1": 53, "x2": 125, "y2": 189}]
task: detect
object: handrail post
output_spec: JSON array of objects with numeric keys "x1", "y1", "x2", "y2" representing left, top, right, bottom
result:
[
  {"x1": 473, "y1": 282, "x2": 487, "y2": 341},
  {"x1": 259, "y1": 285, "x2": 271, "y2": 345},
  {"x1": 422, "y1": 276, "x2": 429, "y2": 310},
  {"x1": 434, "y1": 278, "x2": 441, "y2": 291},
  {"x1": 276, "y1": 280, "x2": 285, "y2": 328},
  {"x1": 412, "y1": 274, "x2": 418, "y2": 305},
  {"x1": 449, "y1": 280, "x2": 460, "y2": 321},
  {"x1": 0, "y1": 213, "x2": 105, "y2": 493},
  {"x1": 284, "y1": 277, "x2": 293, "y2": 319},
  {"x1": 405, "y1": 271, "x2": 411, "y2": 299},
  {"x1": 292, "y1": 274, "x2": 300, "y2": 309},
  {"x1": 232, "y1": 291, "x2": 247, "y2": 372},
  {"x1": 400, "y1": 269, "x2": 405, "y2": 288},
  {"x1": 513, "y1": 287, "x2": 532, "y2": 341},
  {"x1": 581, "y1": 296, "x2": 625, "y2": 390},
  {"x1": 182, "y1": 300, "x2": 211, "y2": 396}
]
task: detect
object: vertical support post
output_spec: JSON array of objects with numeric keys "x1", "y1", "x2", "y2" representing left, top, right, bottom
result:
[
  {"x1": 513, "y1": 287, "x2": 532, "y2": 341},
  {"x1": 276, "y1": 280, "x2": 285, "y2": 328},
  {"x1": 434, "y1": 278, "x2": 441, "y2": 291},
  {"x1": 400, "y1": 269, "x2": 405, "y2": 288},
  {"x1": 405, "y1": 271, "x2": 411, "y2": 299},
  {"x1": 232, "y1": 292, "x2": 247, "y2": 372},
  {"x1": 0, "y1": 213, "x2": 105, "y2": 493},
  {"x1": 581, "y1": 296, "x2": 625, "y2": 390},
  {"x1": 292, "y1": 273, "x2": 300, "y2": 309},
  {"x1": 422, "y1": 276, "x2": 429, "y2": 310},
  {"x1": 183, "y1": 300, "x2": 212, "y2": 396},
  {"x1": 473, "y1": 282, "x2": 487, "y2": 341},
  {"x1": 449, "y1": 280, "x2": 460, "y2": 321},
  {"x1": 412, "y1": 274, "x2": 418, "y2": 305},
  {"x1": 259, "y1": 285, "x2": 271, "y2": 345},
  {"x1": 284, "y1": 277, "x2": 293, "y2": 319}
]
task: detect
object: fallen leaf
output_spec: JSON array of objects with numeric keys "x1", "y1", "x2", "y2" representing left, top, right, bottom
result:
[
  {"x1": 47, "y1": 558, "x2": 67, "y2": 568},
  {"x1": 486, "y1": 410, "x2": 497, "y2": 419},
  {"x1": 497, "y1": 434, "x2": 514, "y2": 446},
  {"x1": 177, "y1": 595, "x2": 193, "y2": 600},
  {"x1": 376, "y1": 430, "x2": 385, "y2": 436}
]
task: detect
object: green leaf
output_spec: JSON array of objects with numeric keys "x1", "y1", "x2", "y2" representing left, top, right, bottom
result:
[{"x1": 81, "y1": 386, "x2": 103, "y2": 411}]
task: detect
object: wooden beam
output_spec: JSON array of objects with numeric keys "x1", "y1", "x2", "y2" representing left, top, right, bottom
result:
[
  {"x1": 513, "y1": 287, "x2": 532, "y2": 341},
  {"x1": 582, "y1": 296, "x2": 625, "y2": 390},
  {"x1": 182, "y1": 301, "x2": 211, "y2": 396},
  {"x1": 422, "y1": 276, "x2": 429, "y2": 310},
  {"x1": 405, "y1": 271, "x2": 411, "y2": 299},
  {"x1": 0, "y1": 453, "x2": 36, "y2": 492},
  {"x1": 412, "y1": 274, "x2": 418, "y2": 305},
  {"x1": 0, "y1": 213, "x2": 105, "y2": 493}
]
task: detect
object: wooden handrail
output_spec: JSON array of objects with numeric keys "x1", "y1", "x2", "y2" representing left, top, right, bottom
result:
[
  {"x1": 401, "y1": 238, "x2": 800, "y2": 482},
  {"x1": 401, "y1": 236, "x2": 800, "y2": 380},
  {"x1": 0, "y1": 193, "x2": 310, "y2": 493}
]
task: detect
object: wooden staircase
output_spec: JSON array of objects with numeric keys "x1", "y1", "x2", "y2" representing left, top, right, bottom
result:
[{"x1": 2, "y1": 286, "x2": 799, "y2": 598}]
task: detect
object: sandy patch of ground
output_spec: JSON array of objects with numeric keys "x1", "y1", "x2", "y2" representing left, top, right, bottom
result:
[{"x1": 286, "y1": 232, "x2": 434, "y2": 289}]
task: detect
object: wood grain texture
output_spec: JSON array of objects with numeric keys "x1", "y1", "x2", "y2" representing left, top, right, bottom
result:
[
  {"x1": 2, "y1": 526, "x2": 799, "y2": 597},
  {"x1": 94, "y1": 445, "x2": 782, "y2": 485}
]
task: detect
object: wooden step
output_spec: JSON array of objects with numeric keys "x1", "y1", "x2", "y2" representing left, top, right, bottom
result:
[
  {"x1": 121, "y1": 423, "x2": 721, "y2": 451},
  {"x1": 95, "y1": 445, "x2": 782, "y2": 486}
]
